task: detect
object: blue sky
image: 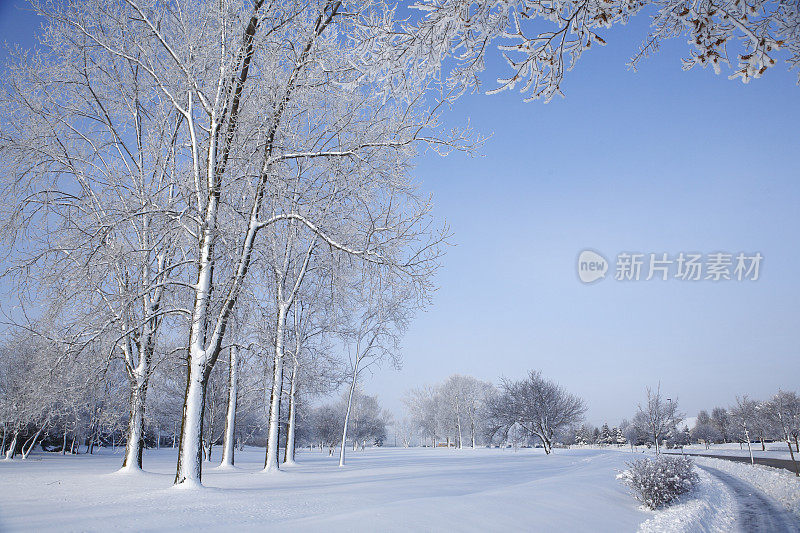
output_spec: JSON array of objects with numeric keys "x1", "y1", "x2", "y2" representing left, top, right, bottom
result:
[
  {"x1": 369, "y1": 11, "x2": 800, "y2": 426},
  {"x1": 1, "y1": 2, "x2": 798, "y2": 427}
]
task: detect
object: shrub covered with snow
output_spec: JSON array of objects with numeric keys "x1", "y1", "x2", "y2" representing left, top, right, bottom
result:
[{"x1": 617, "y1": 455, "x2": 699, "y2": 509}]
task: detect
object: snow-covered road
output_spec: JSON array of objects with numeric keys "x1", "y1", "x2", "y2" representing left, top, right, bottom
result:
[{"x1": 699, "y1": 465, "x2": 800, "y2": 532}]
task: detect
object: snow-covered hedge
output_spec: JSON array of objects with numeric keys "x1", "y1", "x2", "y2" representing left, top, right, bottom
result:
[{"x1": 618, "y1": 455, "x2": 699, "y2": 509}]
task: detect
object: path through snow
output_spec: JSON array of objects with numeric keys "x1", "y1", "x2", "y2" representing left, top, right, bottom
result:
[{"x1": 699, "y1": 465, "x2": 800, "y2": 532}]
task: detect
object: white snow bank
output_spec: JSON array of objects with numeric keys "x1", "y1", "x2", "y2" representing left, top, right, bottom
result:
[
  {"x1": 694, "y1": 456, "x2": 800, "y2": 517},
  {"x1": 637, "y1": 467, "x2": 736, "y2": 533}
]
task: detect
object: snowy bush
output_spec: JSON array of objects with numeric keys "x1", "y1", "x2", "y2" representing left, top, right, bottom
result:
[{"x1": 617, "y1": 455, "x2": 699, "y2": 509}]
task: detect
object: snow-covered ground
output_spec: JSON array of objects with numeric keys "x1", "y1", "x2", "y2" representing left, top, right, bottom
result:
[
  {"x1": 579, "y1": 442, "x2": 797, "y2": 460},
  {"x1": 0, "y1": 446, "x2": 791, "y2": 532},
  {"x1": 678, "y1": 442, "x2": 798, "y2": 460},
  {"x1": 0, "y1": 447, "x2": 650, "y2": 531}
]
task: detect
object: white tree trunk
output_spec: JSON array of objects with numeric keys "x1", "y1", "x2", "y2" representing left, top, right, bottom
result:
[
  {"x1": 786, "y1": 436, "x2": 800, "y2": 476},
  {"x1": 21, "y1": 427, "x2": 44, "y2": 459},
  {"x1": 339, "y1": 372, "x2": 358, "y2": 467},
  {"x1": 174, "y1": 357, "x2": 208, "y2": 486},
  {"x1": 264, "y1": 305, "x2": 287, "y2": 472},
  {"x1": 284, "y1": 359, "x2": 299, "y2": 465},
  {"x1": 4, "y1": 431, "x2": 18, "y2": 460},
  {"x1": 174, "y1": 169, "x2": 220, "y2": 485},
  {"x1": 456, "y1": 409, "x2": 463, "y2": 450},
  {"x1": 744, "y1": 427, "x2": 754, "y2": 465},
  {"x1": 219, "y1": 346, "x2": 239, "y2": 468},
  {"x1": 122, "y1": 376, "x2": 147, "y2": 471}
]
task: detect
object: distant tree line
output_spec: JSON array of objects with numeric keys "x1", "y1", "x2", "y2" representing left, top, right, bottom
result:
[{"x1": 401, "y1": 371, "x2": 586, "y2": 453}]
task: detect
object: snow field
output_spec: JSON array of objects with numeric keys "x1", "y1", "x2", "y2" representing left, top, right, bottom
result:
[{"x1": 0, "y1": 447, "x2": 650, "y2": 532}]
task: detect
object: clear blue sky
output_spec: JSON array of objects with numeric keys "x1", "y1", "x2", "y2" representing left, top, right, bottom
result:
[
  {"x1": 2, "y1": 2, "x2": 798, "y2": 427},
  {"x1": 369, "y1": 10, "x2": 800, "y2": 427}
]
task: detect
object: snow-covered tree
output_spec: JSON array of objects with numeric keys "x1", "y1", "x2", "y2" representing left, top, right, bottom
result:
[
  {"x1": 439, "y1": 375, "x2": 495, "y2": 449},
  {"x1": 691, "y1": 422, "x2": 721, "y2": 450},
  {"x1": 282, "y1": 288, "x2": 341, "y2": 466},
  {"x1": 404, "y1": 386, "x2": 442, "y2": 447},
  {"x1": 633, "y1": 385, "x2": 683, "y2": 454},
  {"x1": 310, "y1": 405, "x2": 342, "y2": 455},
  {"x1": 622, "y1": 420, "x2": 643, "y2": 450},
  {"x1": 613, "y1": 426, "x2": 626, "y2": 447},
  {"x1": 3, "y1": 0, "x2": 458, "y2": 486},
  {"x1": 343, "y1": 390, "x2": 390, "y2": 450},
  {"x1": 730, "y1": 396, "x2": 759, "y2": 464},
  {"x1": 711, "y1": 407, "x2": 731, "y2": 443},
  {"x1": 599, "y1": 423, "x2": 612, "y2": 446},
  {"x1": 0, "y1": 10, "x2": 187, "y2": 470},
  {"x1": 338, "y1": 283, "x2": 410, "y2": 466},
  {"x1": 487, "y1": 370, "x2": 586, "y2": 455},
  {"x1": 394, "y1": 417, "x2": 417, "y2": 448},
  {"x1": 399, "y1": 0, "x2": 800, "y2": 105},
  {"x1": 765, "y1": 390, "x2": 800, "y2": 476}
]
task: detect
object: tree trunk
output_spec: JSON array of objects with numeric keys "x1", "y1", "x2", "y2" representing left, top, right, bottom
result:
[
  {"x1": 284, "y1": 359, "x2": 298, "y2": 465},
  {"x1": 264, "y1": 304, "x2": 288, "y2": 472},
  {"x1": 174, "y1": 357, "x2": 209, "y2": 485},
  {"x1": 339, "y1": 372, "x2": 358, "y2": 467},
  {"x1": 5, "y1": 431, "x2": 18, "y2": 460},
  {"x1": 787, "y1": 439, "x2": 800, "y2": 477},
  {"x1": 21, "y1": 427, "x2": 44, "y2": 459},
  {"x1": 122, "y1": 377, "x2": 148, "y2": 470},
  {"x1": 220, "y1": 345, "x2": 239, "y2": 468},
  {"x1": 744, "y1": 427, "x2": 754, "y2": 465},
  {"x1": 471, "y1": 420, "x2": 476, "y2": 449},
  {"x1": 62, "y1": 425, "x2": 68, "y2": 455},
  {"x1": 456, "y1": 409, "x2": 463, "y2": 450}
]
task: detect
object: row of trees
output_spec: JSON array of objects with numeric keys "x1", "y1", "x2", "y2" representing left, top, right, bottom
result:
[
  {"x1": 690, "y1": 390, "x2": 800, "y2": 475},
  {"x1": 403, "y1": 374, "x2": 496, "y2": 449},
  {"x1": 572, "y1": 423, "x2": 628, "y2": 447},
  {"x1": 616, "y1": 386, "x2": 800, "y2": 477},
  {"x1": 403, "y1": 371, "x2": 586, "y2": 454},
  {"x1": 308, "y1": 388, "x2": 391, "y2": 459},
  {"x1": 0, "y1": 0, "x2": 458, "y2": 486},
  {"x1": 1, "y1": 0, "x2": 797, "y2": 488}
]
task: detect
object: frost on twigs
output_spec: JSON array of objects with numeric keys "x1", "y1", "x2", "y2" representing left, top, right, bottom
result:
[
  {"x1": 617, "y1": 455, "x2": 699, "y2": 510},
  {"x1": 402, "y1": 0, "x2": 644, "y2": 103},
  {"x1": 629, "y1": 0, "x2": 799, "y2": 84}
]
